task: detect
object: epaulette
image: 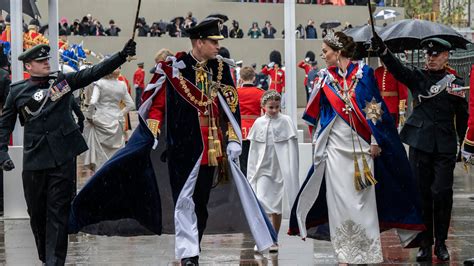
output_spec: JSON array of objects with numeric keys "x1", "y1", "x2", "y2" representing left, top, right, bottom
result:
[{"x1": 9, "y1": 79, "x2": 29, "y2": 88}]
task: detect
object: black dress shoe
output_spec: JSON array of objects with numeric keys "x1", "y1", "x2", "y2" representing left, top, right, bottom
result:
[
  {"x1": 181, "y1": 256, "x2": 199, "y2": 266},
  {"x1": 464, "y1": 258, "x2": 474, "y2": 265},
  {"x1": 416, "y1": 246, "x2": 432, "y2": 262},
  {"x1": 435, "y1": 243, "x2": 450, "y2": 261}
]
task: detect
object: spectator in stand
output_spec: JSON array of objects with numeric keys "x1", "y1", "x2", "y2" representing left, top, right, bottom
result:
[
  {"x1": 150, "y1": 48, "x2": 173, "y2": 74},
  {"x1": 186, "y1": 11, "x2": 197, "y2": 27},
  {"x1": 182, "y1": 17, "x2": 194, "y2": 37},
  {"x1": 321, "y1": 28, "x2": 328, "y2": 38},
  {"x1": 137, "y1": 17, "x2": 150, "y2": 37},
  {"x1": 305, "y1": 19, "x2": 317, "y2": 39},
  {"x1": 79, "y1": 16, "x2": 91, "y2": 36},
  {"x1": 90, "y1": 19, "x2": 105, "y2": 36},
  {"x1": 150, "y1": 22, "x2": 165, "y2": 37},
  {"x1": 296, "y1": 24, "x2": 305, "y2": 39},
  {"x1": 105, "y1": 19, "x2": 121, "y2": 36},
  {"x1": 262, "y1": 20, "x2": 277, "y2": 38},
  {"x1": 59, "y1": 17, "x2": 71, "y2": 36},
  {"x1": 248, "y1": 22, "x2": 262, "y2": 39},
  {"x1": 168, "y1": 17, "x2": 183, "y2": 37},
  {"x1": 70, "y1": 19, "x2": 83, "y2": 36},
  {"x1": 230, "y1": 20, "x2": 244, "y2": 38}
]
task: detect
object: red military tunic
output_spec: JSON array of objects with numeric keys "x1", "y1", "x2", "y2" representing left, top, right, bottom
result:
[
  {"x1": 237, "y1": 84, "x2": 264, "y2": 139},
  {"x1": 375, "y1": 66, "x2": 408, "y2": 124},
  {"x1": 262, "y1": 65, "x2": 285, "y2": 93},
  {"x1": 143, "y1": 54, "x2": 232, "y2": 166},
  {"x1": 464, "y1": 65, "x2": 474, "y2": 151},
  {"x1": 298, "y1": 60, "x2": 312, "y2": 87},
  {"x1": 133, "y1": 68, "x2": 145, "y2": 89}
]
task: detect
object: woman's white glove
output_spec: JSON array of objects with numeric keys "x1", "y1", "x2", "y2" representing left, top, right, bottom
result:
[{"x1": 226, "y1": 141, "x2": 242, "y2": 160}]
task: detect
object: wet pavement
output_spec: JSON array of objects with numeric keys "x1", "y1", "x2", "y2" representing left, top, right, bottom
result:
[{"x1": 1, "y1": 111, "x2": 474, "y2": 265}]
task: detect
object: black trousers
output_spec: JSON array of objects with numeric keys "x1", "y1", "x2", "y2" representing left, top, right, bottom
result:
[
  {"x1": 22, "y1": 160, "x2": 75, "y2": 265},
  {"x1": 409, "y1": 147, "x2": 456, "y2": 247},
  {"x1": 239, "y1": 140, "x2": 251, "y2": 177},
  {"x1": 170, "y1": 165, "x2": 215, "y2": 244},
  {"x1": 135, "y1": 87, "x2": 143, "y2": 109}
]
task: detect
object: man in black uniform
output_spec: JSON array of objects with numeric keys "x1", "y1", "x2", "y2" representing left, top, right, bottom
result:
[
  {"x1": 143, "y1": 17, "x2": 241, "y2": 266},
  {"x1": 0, "y1": 40, "x2": 136, "y2": 265},
  {"x1": 371, "y1": 34, "x2": 467, "y2": 262}
]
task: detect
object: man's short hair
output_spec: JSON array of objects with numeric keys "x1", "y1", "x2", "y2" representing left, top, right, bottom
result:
[{"x1": 240, "y1": 66, "x2": 255, "y2": 81}]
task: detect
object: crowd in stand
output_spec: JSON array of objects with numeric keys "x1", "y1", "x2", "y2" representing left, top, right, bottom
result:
[{"x1": 241, "y1": 0, "x2": 387, "y2": 5}]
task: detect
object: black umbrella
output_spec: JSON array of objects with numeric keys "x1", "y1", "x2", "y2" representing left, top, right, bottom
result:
[
  {"x1": 0, "y1": 0, "x2": 41, "y2": 18},
  {"x1": 344, "y1": 24, "x2": 382, "y2": 43},
  {"x1": 343, "y1": 24, "x2": 382, "y2": 59},
  {"x1": 320, "y1": 20, "x2": 341, "y2": 29},
  {"x1": 206, "y1": 13, "x2": 228, "y2": 22},
  {"x1": 170, "y1": 16, "x2": 184, "y2": 23},
  {"x1": 379, "y1": 19, "x2": 471, "y2": 52}
]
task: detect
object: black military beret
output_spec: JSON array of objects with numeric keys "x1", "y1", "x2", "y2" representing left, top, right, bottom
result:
[
  {"x1": 18, "y1": 44, "x2": 50, "y2": 62},
  {"x1": 185, "y1": 17, "x2": 224, "y2": 40},
  {"x1": 421, "y1": 38, "x2": 452, "y2": 52}
]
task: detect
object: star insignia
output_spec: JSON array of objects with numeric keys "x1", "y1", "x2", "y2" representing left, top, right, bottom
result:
[
  {"x1": 428, "y1": 42, "x2": 433, "y2": 48},
  {"x1": 363, "y1": 97, "x2": 384, "y2": 124}
]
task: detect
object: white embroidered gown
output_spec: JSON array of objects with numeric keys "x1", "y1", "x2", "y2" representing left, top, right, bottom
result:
[
  {"x1": 83, "y1": 78, "x2": 135, "y2": 170},
  {"x1": 321, "y1": 116, "x2": 383, "y2": 264}
]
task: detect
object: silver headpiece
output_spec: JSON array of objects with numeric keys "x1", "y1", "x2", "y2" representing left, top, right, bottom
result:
[
  {"x1": 324, "y1": 31, "x2": 343, "y2": 49},
  {"x1": 261, "y1": 90, "x2": 281, "y2": 106}
]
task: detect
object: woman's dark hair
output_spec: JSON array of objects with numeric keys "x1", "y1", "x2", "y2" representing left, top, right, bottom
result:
[{"x1": 323, "y1": 31, "x2": 356, "y2": 59}]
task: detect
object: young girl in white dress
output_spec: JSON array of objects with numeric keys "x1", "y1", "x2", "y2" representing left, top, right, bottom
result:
[{"x1": 247, "y1": 90, "x2": 299, "y2": 252}]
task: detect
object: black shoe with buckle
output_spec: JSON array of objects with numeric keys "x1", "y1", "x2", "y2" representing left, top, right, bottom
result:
[
  {"x1": 434, "y1": 242, "x2": 450, "y2": 261},
  {"x1": 181, "y1": 256, "x2": 199, "y2": 266},
  {"x1": 416, "y1": 246, "x2": 432, "y2": 262}
]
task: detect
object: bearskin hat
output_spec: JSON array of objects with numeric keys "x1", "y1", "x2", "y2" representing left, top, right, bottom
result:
[{"x1": 269, "y1": 50, "x2": 281, "y2": 66}]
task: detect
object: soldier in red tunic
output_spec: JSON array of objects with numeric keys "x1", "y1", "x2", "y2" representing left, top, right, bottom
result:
[
  {"x1": 298, "y1": 51, "x2": 315, "y2": 100},
  {"x1": 237, "y1": 66, "x2": 264, "y2": 175},
  {"x1": 374, "y1": 62, "x2": 408, "y2": 126},
  {"x1": 262, "y1": 50, "x2": 285, "y2": 93}
]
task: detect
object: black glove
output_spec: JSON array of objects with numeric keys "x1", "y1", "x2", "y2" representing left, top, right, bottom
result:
[
  {"x1": 119, "y1": 39, "x2": 137, "y2": 58},
  {"x1": 1, "y1": 159, "x2": 15, "y2": 171},
  {"x1": 370, "y1": 31, "x2": 386, "y2": 55}
]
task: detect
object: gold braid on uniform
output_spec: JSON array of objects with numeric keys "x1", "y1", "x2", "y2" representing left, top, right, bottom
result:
[
  {"x1": 146, "y1": 119, "x2": 160, "y2": 137},
  {"x1": 398, "y1": 99, "x2": 407, "y2": 126},
  {"x1": 334, "y1": 71, "x2": 378, "y2": 191}
]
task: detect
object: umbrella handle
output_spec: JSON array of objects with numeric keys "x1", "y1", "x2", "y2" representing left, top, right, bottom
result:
[{"x1": 367, "y1": 1, "x2": 377, "y2": 37}]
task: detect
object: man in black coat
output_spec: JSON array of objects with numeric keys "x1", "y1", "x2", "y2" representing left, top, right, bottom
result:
[
  {"x1": 372, "y1": 34, "x2": 467, "y2": 262},
  {"x1": 0, "y1": 40, "x2": 136, "y2": 265},
  {"x1": 143, "y1": 17, "x2": 241, "y2": 266}
]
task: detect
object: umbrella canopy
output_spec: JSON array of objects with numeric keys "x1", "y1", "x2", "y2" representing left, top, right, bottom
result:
[
  {"x1": 206, "y1": 13, "x2": 229, "y2": 23},
  {"x1": 344, "y1": 24, "x2": 382, "y2": 59},
  {"x1": 379, "y1": 19, "x2": 471, "y2": 51},
  {"x1": 320, "y1": 20, "x2": 341, "y2": 29},
  {"x1": 374, "y1": 9, "x2": 400, "y2": 20},
  {"x1": 344, "y1": 24, "x2": 382, "y2": 43},
  {"x1": 170, "y1": 16, "x2": 184, "y2": 23},
  {"x1": 0, "y1": 0, "x2": 41, "y2": 18}
]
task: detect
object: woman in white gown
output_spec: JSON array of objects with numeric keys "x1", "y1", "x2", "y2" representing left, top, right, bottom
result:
[
  {"x1": 289, "y1": 32, "x2": 425, "y2": 264},
  {"x1": 83, "y1": 68, "x2": 135, "y2": 171}
]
